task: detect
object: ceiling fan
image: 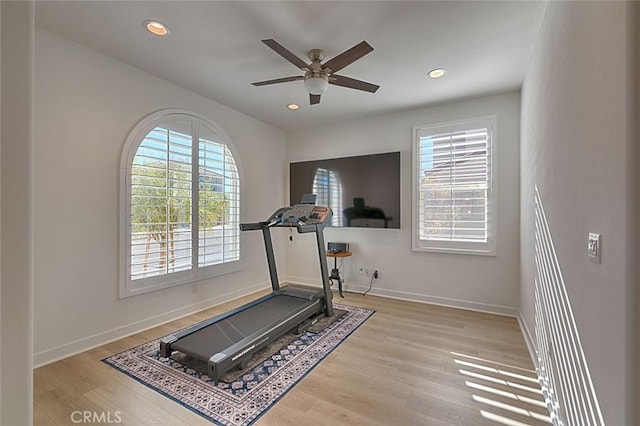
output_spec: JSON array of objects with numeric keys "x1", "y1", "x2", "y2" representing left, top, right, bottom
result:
[{"x1": 251, "y1": 39, "x2": 380, "y2": 105}]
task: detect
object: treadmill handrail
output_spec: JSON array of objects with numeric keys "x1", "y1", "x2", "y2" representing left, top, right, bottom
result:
[
  {"x1": 239, "y1": 221, "x2": 267, "y2": 231},
  {"x1": 240, "y1": 220, "x2": 326, "y2": 234}
]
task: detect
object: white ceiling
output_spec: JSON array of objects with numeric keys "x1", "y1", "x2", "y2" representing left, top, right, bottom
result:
[{"x1": 35, "y1": 1, "x2": 546, "y2": 132}]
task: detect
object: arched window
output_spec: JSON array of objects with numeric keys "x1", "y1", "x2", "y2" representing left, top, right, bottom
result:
[
  {"x1": 312, "y1": 168, "x2": 343, "y2": 226},
  {"x1": 120, "y1": 110, "x2": 242, "y2": 297}
]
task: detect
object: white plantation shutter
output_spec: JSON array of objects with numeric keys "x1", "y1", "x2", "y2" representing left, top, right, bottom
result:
[
  {"x1": 198, "y1": 133, "x2": 240, "y2": 267},
  {"x1": 130, "y1": 126, "x2": 193, "y2": 280},
  {"x1": 412, "y1": 117, "x2": 495, "y2": 255},
  {"x1": 121, "y1": 111, "x2": 242, "y2": 297}
]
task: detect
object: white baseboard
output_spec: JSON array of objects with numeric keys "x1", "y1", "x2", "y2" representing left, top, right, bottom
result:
[
  {"x1": 35, "y1": 277, "x2": 529, "y2": 368},
  {"x1": 286, "y1": 275, "x2": 519, "y2": 317},
  {"x1": 517, "y1": 311, "x2": 539, "y2": 369},
  {"x1": 33, "y1": 281, "x2": 269, "y2": 368}
]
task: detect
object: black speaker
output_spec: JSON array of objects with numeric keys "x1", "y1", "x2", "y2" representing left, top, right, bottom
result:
[{"x1": 328, "y1": 242, "x2": 349, "y2": 253}]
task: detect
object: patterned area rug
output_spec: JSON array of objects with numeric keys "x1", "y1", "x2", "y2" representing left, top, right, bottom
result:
[{"x1": 103, "y1": 303, "x2": 374, "y2": 425}]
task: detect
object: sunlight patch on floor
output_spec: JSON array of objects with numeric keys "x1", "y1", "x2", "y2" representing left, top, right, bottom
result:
[
  {"x1": 451, "y1": 351, "x2": 552, "y2": 425},
  {"x1": 454, "y1": 358, "x2": 540, "y2": 383},
  {"x1": 481, "y1": 410, "x2": 537, "y2": 426},
  {"x1": 458, "y1": 368, "x2": 543, "y2": 395},
  {"x1": 465, "y1": 381, "x2": 547, "y2": 409}
]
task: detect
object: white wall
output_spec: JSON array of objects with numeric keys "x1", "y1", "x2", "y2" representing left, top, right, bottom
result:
[
  {"x1": 33, "y1": 28, "x2": 288, "y2": 365},
  {"x1": 520, "y1": 2, "x2": 637, "y2": 424},
  {"x1": 286, "y1": 91, "x2": 521, "y2": 314},
  {"x1": 1, "y1": 4, "x2": 3, "y2": 421},
  {"x1": 635, "y1": 4, "x2": 640, "y2": 420},
  {"x1": 1, "y1": 1, "x2": 34, "y2": 424}
]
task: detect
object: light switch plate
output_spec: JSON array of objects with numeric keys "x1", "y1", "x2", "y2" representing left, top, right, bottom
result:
[{"x1": 588, "y1": 233, "x2": 601, "y2": 263}]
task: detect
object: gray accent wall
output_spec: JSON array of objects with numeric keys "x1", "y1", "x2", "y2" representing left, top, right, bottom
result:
[{"x1": 520, "y1": 2, "x2": 638, "y2": 424}]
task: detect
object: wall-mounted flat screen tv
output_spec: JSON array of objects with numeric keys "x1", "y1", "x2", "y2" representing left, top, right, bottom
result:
[{"x1": 289, "y1": 151, "x2": 400, "y2": 229}]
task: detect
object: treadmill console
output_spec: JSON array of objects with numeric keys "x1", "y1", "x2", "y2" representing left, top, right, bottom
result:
[
  {"x1": 239, "y1": 197, "x2": 332, "y2": 233},
  {"x1": 268, "y1": 204, "x2": 331, "y2": 229}
]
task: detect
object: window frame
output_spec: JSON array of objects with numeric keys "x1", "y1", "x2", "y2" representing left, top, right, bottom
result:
[
  {"x1": 119, "y1": 109, "x2": 244, "y2": 298},
  {"x1": 411, "y1": 116, "x2": 497, "y2": 256}
]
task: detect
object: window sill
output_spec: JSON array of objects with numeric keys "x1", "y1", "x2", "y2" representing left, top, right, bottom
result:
[
  {"x1": 412, "y1": 244, "x2": 496, "y2": 257},
  {"x1": 119, "y1": 259, "x2": 243, "y2": 298}
]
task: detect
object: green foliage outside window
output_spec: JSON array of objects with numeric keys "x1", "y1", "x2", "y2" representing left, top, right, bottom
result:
[{"x1": 131, "y1": 162, "x2": 229, "y2": 273}]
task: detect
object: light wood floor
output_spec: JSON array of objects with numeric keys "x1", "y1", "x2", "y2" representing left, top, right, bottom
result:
[{"x1": 34, "y1": 290, "x2": 551, "y2": 425}]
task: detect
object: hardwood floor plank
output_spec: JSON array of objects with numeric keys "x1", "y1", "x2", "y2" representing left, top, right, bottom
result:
[
  {"x1": 34, "y1": 292, "x2": 548, "y2": 425},
  {"x1": 83, "y1": 382, "x2": 198, "y2": 426}
]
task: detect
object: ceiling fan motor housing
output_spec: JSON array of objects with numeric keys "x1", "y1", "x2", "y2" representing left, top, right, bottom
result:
[{"x1": 307, "y1": 48, "x2": 325, "y2": 63}]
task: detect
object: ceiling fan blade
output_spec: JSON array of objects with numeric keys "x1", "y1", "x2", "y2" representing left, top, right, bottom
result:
[
  {"x1": 262, "y1": 39, "x2": 309, "y2": 70},
  {"x1": 252, "y1": 76, "x2": 304, "y2": 86},
  {"x1": 330, "y1": 75, "x2": 380, "y2": 93},
  {"x1": 322, "y1": 41, "x2": 374, "y2": 73},
  {"x1": 310, "y1": 94, "x2": 321, "y2": 105}
]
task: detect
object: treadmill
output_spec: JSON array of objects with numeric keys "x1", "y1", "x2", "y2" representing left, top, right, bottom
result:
[{"x1": 159, "y1": 200, "x2": 334, "y2": 381}]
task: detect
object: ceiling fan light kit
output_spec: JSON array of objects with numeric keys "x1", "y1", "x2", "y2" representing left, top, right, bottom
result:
[
  {"x1": 252, "y1": 39, "x2": 380, "y2": 105},
  {"x1": 304, "y1": 74, "x2": 329, "y2": 95}
]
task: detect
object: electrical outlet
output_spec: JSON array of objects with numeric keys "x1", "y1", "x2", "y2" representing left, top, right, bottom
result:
[
  {"x1": 358, "y1": 267, "x2": 364, "y2": 275},
  {"x1": 373, "y1": 270, "x2": 379, "y2": 279}
]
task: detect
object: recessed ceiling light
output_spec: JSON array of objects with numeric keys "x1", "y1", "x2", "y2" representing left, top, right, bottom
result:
[
  {"x1": 287, "y1": 104, "x2": 300, "y2": 110},
  {"x1": 145, "y1": 20, "x2": 169, "y2": 36},
  {"x1": 428, "y1": 68, "x2": 447, "y2": 79}
]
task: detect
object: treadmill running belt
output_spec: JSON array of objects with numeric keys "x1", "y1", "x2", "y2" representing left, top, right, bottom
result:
[{"x1": 170, "y1": 295, "x2": 312, "y2": 361}]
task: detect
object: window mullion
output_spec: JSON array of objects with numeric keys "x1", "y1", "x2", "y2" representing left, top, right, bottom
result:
[
  {"x1": 449, "y1": 135, "x2": 454, "y2": 240},
  {"x1": 222, "y1": 142, "x2": 227, "y2": 263},
  {"x1": 192, "y1": 118, "x2": 200, "y2": 272},
  {"x1": 164, "y1": 128, "x2": 171, "y2": 276}
]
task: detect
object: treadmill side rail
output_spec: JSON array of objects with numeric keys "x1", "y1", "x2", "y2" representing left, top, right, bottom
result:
[
  {"x1": 159, "y1": 335, "x2": 178, "y2": 358},
  {"x1": 208, "y1": 353, "x2": 227, "y2": 379}
]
